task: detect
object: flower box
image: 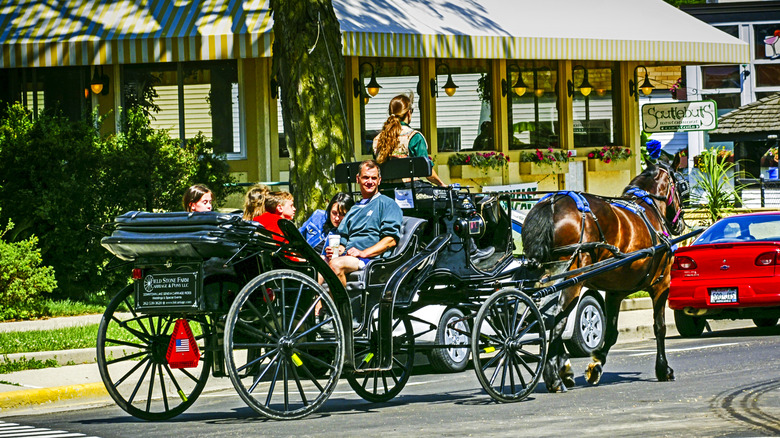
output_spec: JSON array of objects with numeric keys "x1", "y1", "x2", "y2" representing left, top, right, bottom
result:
[
  {"x1": 449, "y1": 165, "x2": 491, "y2": 179},
  {"x1": 587, "y1": 159, "x2": 631, "y2": 172},
  {"x1": 518, "y1": 162, "x2": 568, "y2": 175}
]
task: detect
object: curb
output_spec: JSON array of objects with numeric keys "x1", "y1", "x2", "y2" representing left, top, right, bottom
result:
[
  {"x1": 0, "y1": 383, "x2": 108, "y2": 411},
  {"x1": 620, "y1": 297, "x2": 652, "y2": 312},
  {"x1": 1, "y1": 346, "x2": 139, "y2": 367}
]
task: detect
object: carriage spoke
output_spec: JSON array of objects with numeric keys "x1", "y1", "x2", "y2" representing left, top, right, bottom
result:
[
  {"x1": 290, "y1": 296, "x2": 321, "y2": 337},
  {"x1": 287, "y1": 282, "x2": 305, "y2": 332},
  {"x1": 157, "y1": 364, "x2": 169, "y2": 412},
  {"x1": 113, "y1": 356, "x2": 150, "y2": 388},
  {"x1": 263, "y1": 357, "x2": 284, "y2": 407},
  {"x1": 236, "y1": 348, "x2": 278, "y2": 374},
  {"x1": 247, "y1": 351, "x2": 280, "y2": 393},
  {"x1": 105, "y1": 350, "x2": 148, "y2": 366}
]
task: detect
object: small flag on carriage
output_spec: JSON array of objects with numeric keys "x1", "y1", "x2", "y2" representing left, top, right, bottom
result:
[{"x1": 166, "y1": 319, "x2": 200, "y2": 368}]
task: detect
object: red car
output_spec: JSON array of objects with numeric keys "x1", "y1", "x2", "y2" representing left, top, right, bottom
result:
[{"x1": 669, "y1": 211, "x2": 780, "y2": 337}]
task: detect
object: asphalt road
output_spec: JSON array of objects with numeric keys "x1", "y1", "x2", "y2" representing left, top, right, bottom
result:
[{"x1": 5, "y1": 325, "x2": 780, "y2": 438}]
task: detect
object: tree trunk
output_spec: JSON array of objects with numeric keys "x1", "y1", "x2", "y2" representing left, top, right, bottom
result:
[{"x1": 271, "y1": 0, "x2": 351, "y2": 221}]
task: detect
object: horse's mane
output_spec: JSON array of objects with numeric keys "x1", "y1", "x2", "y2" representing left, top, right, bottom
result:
[
  {"x1": 624, "y1": 160, "x2": 671, "y2": 195},
  {"x1": 522, "y1": 198, "x2": 554, "y2": 263}
]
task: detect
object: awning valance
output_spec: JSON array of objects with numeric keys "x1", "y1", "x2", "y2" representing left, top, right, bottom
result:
[
  {"x1": 0, "y1": 0, "x2": 749, "y2": 69},
  {"x1": 0, "y1": 0, "x2": 274, "y2": 68}
]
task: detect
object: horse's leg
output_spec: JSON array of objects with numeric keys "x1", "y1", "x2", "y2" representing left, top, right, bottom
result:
[
  {"x1": 544, "y1": 285, "x2": 579, "y2": 392},
  {"x1": 585, "y1": 292, "x2": 622, "y2": 385},
  {"x1": 651, "y1": 285, "x2": 675, "y2": 381}
]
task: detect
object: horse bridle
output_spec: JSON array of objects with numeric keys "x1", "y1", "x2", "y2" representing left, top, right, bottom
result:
[{"x1": 652, "y1": 166, "x2": 686, "y2": 235}]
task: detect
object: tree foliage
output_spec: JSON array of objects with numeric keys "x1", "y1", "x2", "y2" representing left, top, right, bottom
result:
[
  {"x1": 0, "y1": 211, "x2": 57, "y2": 320},
  {"x1": 0, "y1": 104, "x2": 239, "y2": 300},
  {"x1": 271, "y1": 0, "x2": 351, "y2": 221}
]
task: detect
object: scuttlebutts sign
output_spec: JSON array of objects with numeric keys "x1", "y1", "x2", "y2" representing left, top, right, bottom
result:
[{"x1": 641, "y1": 100, "x2": 718, "y2": 133}]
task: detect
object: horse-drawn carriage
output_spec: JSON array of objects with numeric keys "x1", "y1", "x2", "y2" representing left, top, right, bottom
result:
[{"x1": 97, "y1": 157, "x2": 700, "y2": 420}]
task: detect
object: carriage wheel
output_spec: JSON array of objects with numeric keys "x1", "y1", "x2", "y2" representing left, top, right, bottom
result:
[
  {"x1": 347, "y1": 314, "x2": 414, "y2": 403},
  {"x1": 96, "y1": 285, "x2": 212, "y2": 421},
  {"x1": 224, "y1": 270, "x2": 344, "y2": 420},
  {"x1": 471, "y1": 288, "x2": 546, "y2": 402}
]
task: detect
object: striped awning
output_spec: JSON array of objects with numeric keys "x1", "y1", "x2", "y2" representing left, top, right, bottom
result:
[
  {"x1": 0, "y1": 0, "x2": 749, "y2": 69},
  {"x1": 0, "y1": 0, "x2": 274, "y2": 68},
  {"x1": 336, "y1": 0, "x2": 749, "y2": 63}
]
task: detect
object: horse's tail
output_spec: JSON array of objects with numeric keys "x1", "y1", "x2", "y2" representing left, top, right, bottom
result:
[{"x1": 522, "y1": 199, "x2": 555, "y2": 263}]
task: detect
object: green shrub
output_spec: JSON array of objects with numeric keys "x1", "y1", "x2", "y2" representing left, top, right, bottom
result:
[
  {"x1": 690, "y1": 147, "x2": 748, "y2": 226},
  {"x1": 0, "y1": 213, "x2": 57, "y2": 320},
  {"x1": 0, "y1": 104, "x2": 240, "y2": 302}
]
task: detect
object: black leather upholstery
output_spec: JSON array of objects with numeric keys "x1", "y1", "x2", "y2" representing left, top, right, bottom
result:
[{"x1": 345, "y1": 216, "x2": 427, "y2": 292}]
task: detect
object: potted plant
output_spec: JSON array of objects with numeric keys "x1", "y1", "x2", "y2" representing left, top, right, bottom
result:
[
  {"x1": 693, "y1": 147, "x2": 733, "y2": 168},
  {"x1": 586, "y1": 145, "x2": 632, "y2": 171},
  {"x1": 518, "y1": 148, "x2": 573, "y2": 174},
  {"x1": 448, "y1": 151, "x2": 509, "y2": 178}
]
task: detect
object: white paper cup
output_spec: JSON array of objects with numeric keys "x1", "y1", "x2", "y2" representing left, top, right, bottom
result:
[{"x1": 328, "y1": 235, "x2": 341, "y2": 257}]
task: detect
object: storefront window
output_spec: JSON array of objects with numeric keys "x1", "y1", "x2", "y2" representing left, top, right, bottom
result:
[
  {"x1": 572, "y1": 64, "x2": 618, "y2": 147},
  {"x1": 122, "y1": 61, "x2": 242, "y2": 157},
  {"x1": 715, "y1": 25, "x2": 739, "y2": 38},
  {"x1": 0, "y1": 67, "x2": 91, "y2": 121},
  {"x1": 507, "y1": 61, "x2": 559, "y2": 150},
  {"x1": 755, "y1": 64, "x2": 780, "y2": 87},
  {"x1": 358, "y1": 58, "x2": 421, "y2": 156},
  {"x1": 702, "y1": 92, "x2": 740, "y2": 117},
  {"x1": 435, "y1": 59, "x2": 491, "y2": 152},
  {"x1": 753, "y1": 23, "x2": 780, "y2": 59},
  {"x1": 701, "y1": 65, "x2": 740, "y2": 89}
]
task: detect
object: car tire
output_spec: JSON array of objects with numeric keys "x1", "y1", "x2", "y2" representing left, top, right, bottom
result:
[
  {"x1": 429, "y1": 307, "x2": 470, "y2": 373},
  {"x1": 565, "y1": 295, "x2": 605, "y2": 358},
  {"x1": 752, "y1": 317, "x2": 779, "y2": 328},
  {"x1": 674, "y1": 310, "x2": 705, "y2": 337}
]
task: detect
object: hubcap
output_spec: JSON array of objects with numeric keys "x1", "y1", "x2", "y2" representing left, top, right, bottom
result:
[{"x1": 580, "y1": 305, "x2": 603, "y2": 349}]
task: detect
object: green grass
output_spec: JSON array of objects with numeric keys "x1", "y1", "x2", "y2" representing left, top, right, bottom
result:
[
  {"x1": 40, "y1": 299, "x2": 107, "y2": 317},
  {"x1": 0, "y1": 323, "x2": 133, "y2": 355},
  {"x1": 627, "y1": 291, "x2": 650, "y2": 299},
  {"x1": 0, "y1": 356, "x2": 60, "y2": 374}
]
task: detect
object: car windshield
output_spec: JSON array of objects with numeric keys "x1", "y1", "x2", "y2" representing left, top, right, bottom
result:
[{"x1": 694, "y1": 215, "x2": 780, "y2": 245}]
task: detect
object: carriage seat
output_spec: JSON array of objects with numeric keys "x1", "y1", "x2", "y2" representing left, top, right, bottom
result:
[{"x1": 345, "y1": 216, "x2": 427, "y2": 293}]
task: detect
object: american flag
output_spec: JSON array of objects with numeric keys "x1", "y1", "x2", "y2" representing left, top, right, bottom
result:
[{"x1": 175, "y1": 338, "x2": 189, "y2": 353}]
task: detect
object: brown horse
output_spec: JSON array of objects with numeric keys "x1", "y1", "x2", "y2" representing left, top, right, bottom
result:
[{"x1": 521, "y1": 158, "x2": 686, "y2": 393}]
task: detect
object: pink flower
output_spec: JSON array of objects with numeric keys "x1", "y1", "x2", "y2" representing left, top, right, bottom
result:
[
  {"x1": 547, "y1": 147, "x2": 553, "y2": 153},
  {"x1": 465, "y1": 156, "x2": 471, "y2": 163},
  {"x1": 588, "y1": 153, "x2": 595, "y2": 158},
  {"x1": 506, "y1": 156, "x2": 510, "y2": 161},
  {"x1": 605, "y1": 158, "x2": 611, "y2": 163},
  {"x1": 567, "y1": 151, "x2": 573, "y2": 157},
  {"x1": 625, "y1": 148, "x2": 631, "y2": 155}
]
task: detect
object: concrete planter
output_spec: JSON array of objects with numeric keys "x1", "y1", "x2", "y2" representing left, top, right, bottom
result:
[
  {"x1": 587, "y1": 159, "x2": 631, "y2": 172},
  {"x1": 518, "y1": 161, "x2": 567, "y2": 175},
  {"x1": 449, "y1": 164, "x2": 491, "y2": 179}
]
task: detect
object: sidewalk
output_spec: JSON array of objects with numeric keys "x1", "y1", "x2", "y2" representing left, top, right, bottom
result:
[{"x1": 0, "y1": 298, "x2": 752, "y2": 415}]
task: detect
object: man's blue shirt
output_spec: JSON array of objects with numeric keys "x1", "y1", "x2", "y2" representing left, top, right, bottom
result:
[{"x1": 336, "y1": 193, "x2": 402, "y2": 257}]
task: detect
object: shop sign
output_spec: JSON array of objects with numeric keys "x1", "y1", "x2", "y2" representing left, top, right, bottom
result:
[
  {"x1": 641, "y1": 100, "x2": 718, "y2": 133},
  {"x1": 765, "y1": 30, "x2": 780, "y2": 59}
]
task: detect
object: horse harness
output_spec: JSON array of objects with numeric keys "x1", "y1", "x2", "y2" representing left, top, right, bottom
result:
[{"x1": 540, "y1": 185, "x2": 679, "y2": 287}]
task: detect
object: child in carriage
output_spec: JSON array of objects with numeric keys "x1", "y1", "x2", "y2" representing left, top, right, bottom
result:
[{"x1": 183, "y1": 184, "x2": 213, "y2": 212}]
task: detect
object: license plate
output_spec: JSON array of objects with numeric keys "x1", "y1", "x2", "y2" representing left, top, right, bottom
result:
[{"x1": 709, "y1": 288, "x2": 738, "y2": 304}]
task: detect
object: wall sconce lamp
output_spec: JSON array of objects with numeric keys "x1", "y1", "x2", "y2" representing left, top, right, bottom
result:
[
  {"x1": 629, "y1": 65, "x2": 654, "y2": 100},
  {"x1": 501, "y1": 64, "x2": 528, "y2": 97},
  {"x1": 90, "y1": 65, "x2": 110, "y2": 96},
  {"x1": 431, "y1": 62, "x2": 458, "y2": 97},
  {"x1": 567, "y1": 65, "x2": 593, "y2": 97},
  {"x1": 353, "y1": 62, "x2": 382, "y2": 100}
]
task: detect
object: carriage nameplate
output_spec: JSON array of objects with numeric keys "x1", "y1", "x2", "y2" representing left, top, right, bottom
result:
[{"x1": 136, "y1": 269, "x2": 200, "y2": 310}]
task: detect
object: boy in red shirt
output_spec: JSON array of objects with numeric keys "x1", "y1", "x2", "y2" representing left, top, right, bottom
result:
[{"x1": 253, "y1": 191, "x2": 296, "y2": 240}]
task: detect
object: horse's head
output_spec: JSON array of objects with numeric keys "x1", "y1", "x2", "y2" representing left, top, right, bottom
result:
[{"x1": 626, "y1": 159, "x2": 687, "y2": 235}]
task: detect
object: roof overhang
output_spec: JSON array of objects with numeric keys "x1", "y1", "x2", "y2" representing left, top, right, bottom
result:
[{"x1": 0, "y1": 0, "x2": 750, "y2": 68}]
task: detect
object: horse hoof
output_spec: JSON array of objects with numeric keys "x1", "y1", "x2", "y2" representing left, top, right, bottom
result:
[
  {"x1": 561, "y1": 359, "x2": 575, "y2": 388},
  {"x1": 585, "y1": 363, "x2": 602, "y2": 385},
  {"x1": 545, "y1": 380, "x2": 566, "y2": 393},
  {"x1": 657, "y1": 367, "x2": 675, "y2": 382}
]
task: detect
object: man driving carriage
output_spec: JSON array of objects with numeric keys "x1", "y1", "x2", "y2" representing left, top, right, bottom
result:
[{"x1": 327, "y1": 160, "x2": 403, "y2": 286}]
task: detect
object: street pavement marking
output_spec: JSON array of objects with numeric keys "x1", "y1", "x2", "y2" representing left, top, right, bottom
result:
[
  {"x1": 0, "y1": 421, "x2": 99, "y2": 438},
  {"x1": 627, "y1": 342, "x2": 739, "y2": 357}
]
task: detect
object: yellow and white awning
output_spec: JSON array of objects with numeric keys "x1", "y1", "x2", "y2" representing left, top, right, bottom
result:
[
  {"x1": 0, "y1": 0, "x2": 274, "y2": 68},
  {"x1": 0, "y1": 0, "x2": 749, "y2": 69},
  {"x1": 336, "y1": 0, "x2": 749, "y2": 63}
]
